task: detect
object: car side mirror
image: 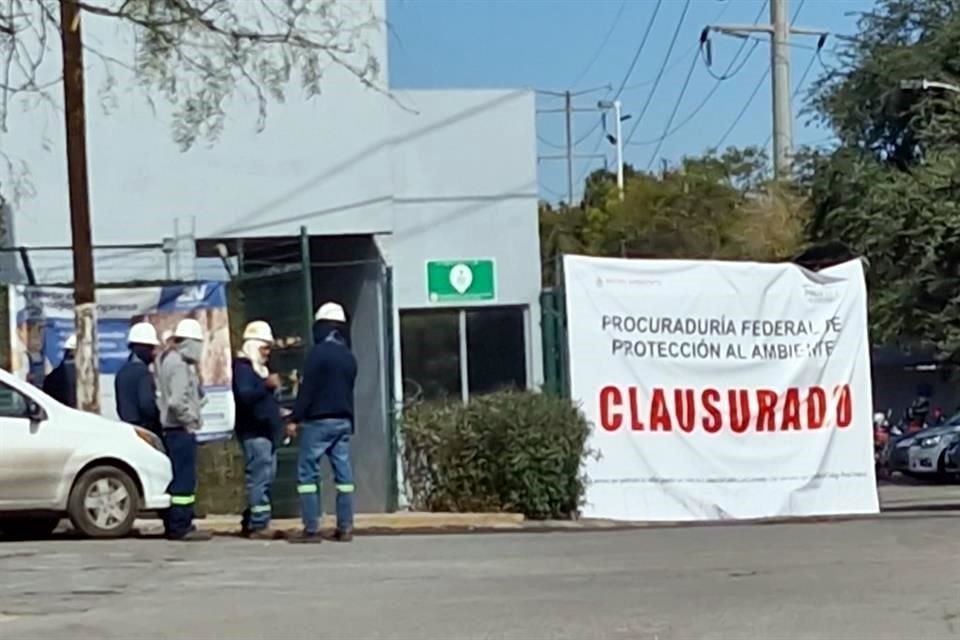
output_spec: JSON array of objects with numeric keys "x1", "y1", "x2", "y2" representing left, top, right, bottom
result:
[{"x1": 26, "y1": 400, "x2": 47, "y2": 422}]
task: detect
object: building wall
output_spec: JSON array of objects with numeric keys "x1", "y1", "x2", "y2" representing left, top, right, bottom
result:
[
  {"x1": 3, "y1": 0, "x2": 395, "y2": 255},
  {"x1": 379, "y1": 88, "x2": 544, "y2": 401}
]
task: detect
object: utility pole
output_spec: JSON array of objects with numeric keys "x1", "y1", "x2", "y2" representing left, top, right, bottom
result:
[
  {"x1": 705, "y1": 0, "x2": 843, "y2": 178},
  {"x1": 770, "y1": 0, "x2": 792, "y2": 179},
  {"x1": 564, "y1": 91, "x2": 574, "y2": 207},
  {"x1": 59, "y1": 0, "x2": 99, "y2": 413},
  {"x1": 538, "y1": 86, "x2": 611, "y2": 207}
]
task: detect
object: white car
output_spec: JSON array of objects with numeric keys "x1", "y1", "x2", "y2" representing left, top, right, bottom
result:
[{"x1": 0, "y1": 368, "x2": 172, "y2": 539}]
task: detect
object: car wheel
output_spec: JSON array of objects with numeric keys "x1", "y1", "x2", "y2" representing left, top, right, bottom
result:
[
  {"x1": 0, "y1": 517, "x2": 60, "y2": 540},
  {"x1": 68, "y1": 466, "x2": 140, "y2": 539}
]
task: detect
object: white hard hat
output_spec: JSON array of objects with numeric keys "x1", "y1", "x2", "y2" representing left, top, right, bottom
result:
[
  {"x1": 173, "y1": 318, "x2": 204, "y2": 341},
  {"x1": 128, "y1": 322, "x2": 160, "y2": 346},
  {"x1": 160, "y1": 330, "x2": 173, "y2": 343},
  {"x1": 243, "y1": 320, "x2": 274, "y2": 344},
  {"x1": 314, "y1": 302, "x2": 346, "y2": 323},
  {"x1": 64, "y1": 334, "x2": 77, "y2": 350}
]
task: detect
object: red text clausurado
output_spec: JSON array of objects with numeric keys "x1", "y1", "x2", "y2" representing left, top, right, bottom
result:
[{"x1": 599, "y1": 385, "x2": 853, "y2": 433}]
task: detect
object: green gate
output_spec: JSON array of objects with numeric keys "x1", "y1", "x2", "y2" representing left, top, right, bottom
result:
[
  {"x1": 540, "y1": 285, "x2": 569, "y2": 398},
  {"x1": 234, "y1": 263, "x2": 312, "y2": 518}
]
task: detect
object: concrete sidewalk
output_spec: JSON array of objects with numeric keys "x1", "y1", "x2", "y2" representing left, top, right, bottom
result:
[
  {"x1": 133, "y1": 512, "x2": 527, "y2": 536},
  {"x1": 125, "y1": 482, "x2": 960, "y2": 537}
]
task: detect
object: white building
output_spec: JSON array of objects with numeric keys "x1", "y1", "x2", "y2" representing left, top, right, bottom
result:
[{"x1": 2, "y1": 0, "x2": 542, "y2": 512}]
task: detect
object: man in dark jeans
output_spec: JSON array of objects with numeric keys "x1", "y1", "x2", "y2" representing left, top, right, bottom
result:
[
  {"x1": 157, "y1": 318, "x2": 212, "y2": 542},
  {"x1": 288, "y1": 302, "x2": 358, "y2": 544},
  {"x1": 233, "y1": 320, "x2": 284, "y2": 539}
]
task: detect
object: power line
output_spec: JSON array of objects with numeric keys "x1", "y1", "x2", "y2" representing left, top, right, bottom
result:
[
  {"x1": 714, "y1": 68, "x2": 769, "y2": 151},
  {"x1": 711, "y1": 0, "x2": 808, "y2": 154},
  {"x1": 702, "y1": 0, "x2": 769, "y2": 81},
  {"x1": 627, "y1": 2, "x2": 769, "y2": 149},
  {"x1": 623, "y1": 0, "x2": 692, "y2": 146},
  {"x1": 568, "y1": 0, "x2": 667, "y2": 199},
  {"x1": 614, "y1": 0, "x2": 663, "y2": 98},
  {"x1": 571, "y1": 0, "x2": 628, "y2": 88},
  {"x1": 618, "y1": 0, "x2": 733, "y2": 92},
  {"x1": 644, "y1": 50, "x2": 699, "y2": 171},
  {"x1": 537, "y1": 134, "x2": 566, "y2": 150},
  {"x1": 626, "y1": 45, "x2": 760, "y2": 147}
]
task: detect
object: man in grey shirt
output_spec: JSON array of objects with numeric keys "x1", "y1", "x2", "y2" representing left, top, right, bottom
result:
[{"x1": 157, "y1": 318, "x2": 212, "y2": 541}]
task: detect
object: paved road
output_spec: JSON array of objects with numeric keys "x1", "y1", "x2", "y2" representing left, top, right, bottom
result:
[{"x1": 2, "y1": 509, "x2": 960, "y2": 639}]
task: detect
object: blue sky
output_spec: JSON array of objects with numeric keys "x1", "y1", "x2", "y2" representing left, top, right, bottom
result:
[{"x1": 387, "y1": 0, "x2": 874, "y2": 203}]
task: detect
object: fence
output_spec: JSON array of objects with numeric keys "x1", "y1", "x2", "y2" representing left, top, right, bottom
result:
[{"x1": 196, "y1": 230, "x2": 397, "y2": 516}]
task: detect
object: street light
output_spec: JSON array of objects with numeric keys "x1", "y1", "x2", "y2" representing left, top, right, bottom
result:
[
  {"x1": 900, "y1": 78, "x2": 960, "y2": 94},
  {"x1": 597, "y1": 100, "x2": 632, "y2": 201}
]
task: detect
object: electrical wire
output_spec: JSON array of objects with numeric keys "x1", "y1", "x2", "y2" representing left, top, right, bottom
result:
[
  {"x1": 712, "y1": 0, "x2": 808, "y2": 151},
  {"x1": 714, "y1": 68, "x2": 769, "y2": 150},
  {"x1": 537, "y1": 134, "x2": 566, "y2": 150},
  {"x1": 627, "y1": 43, "x2": 761, "y2": 147},
  {"x1": 644, "y1": 51, "x2": 700, "y2": 170},
  {"x1": 569, "y1": 0, "x2": 667, "y2": 197},
  {"x1": 627, "y1": 1, "x2": 769, "y2": 149},
  {"x1": 702, "y1": 0, "x2": 769, "y2": 81},
  {"x1": 571, "y1": 0, "x2": 628, "y2": 88},
  {"x1": 614, "y1": 0, "x2": 663, "y2": 98},
  {"x1": 540, "y1": 183, "x2": 568, "y2": 200},
  {"x1": 623, "y1": 0, "x2": 692, "y2": 146},
  {"x1": 619, "y1": 0, "x2": 733, "y2": 92}
]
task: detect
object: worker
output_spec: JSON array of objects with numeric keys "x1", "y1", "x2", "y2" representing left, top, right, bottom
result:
[
  {"x1": 42, "y1": 334, "x2": 77, "y2": 407},
  {"x1": 115, "y1": 322, "x2": 162, "y2": 436},
  {"x1": 160, "y1": 329, "x2": 175, "y2": 355},
  {"x1": 233, "y1": 320, "x2": 284, "y2": 539},
  {"x1": 288, "y1": 302, "x2": 358, "y2": 544},
  {"x1": 157, "y1": 318, "x2": 211, "y2": 542}
]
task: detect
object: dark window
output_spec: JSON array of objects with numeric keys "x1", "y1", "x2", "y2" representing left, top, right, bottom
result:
[
  {"x1": 466, "y1": 307, "x2": 527, "y2": 395},
  {"x1": 0, "y1": 384, "x2": 29, "y2": 418},
  {"x1": 400, "y1": 311, "x2": 461, "y2": 401}
]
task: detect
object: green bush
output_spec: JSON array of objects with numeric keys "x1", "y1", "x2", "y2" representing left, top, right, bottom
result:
[{"x1": 400, "y1": 391, "x2": 592, "y2": 519}]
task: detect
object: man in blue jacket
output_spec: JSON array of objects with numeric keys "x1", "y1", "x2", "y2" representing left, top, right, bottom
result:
[
  {"x1": 288, "y1": 302, "x2": 358, "y2": 544},
  {"x1": 115, "y1": 322, "x2": 161, "y2": 435},
  {"x1": 233, "y1": 320, "x2": 284, "y2": 539},
  {"x1": 42, "y1": 333, "x2": 76, "y2": 407}
]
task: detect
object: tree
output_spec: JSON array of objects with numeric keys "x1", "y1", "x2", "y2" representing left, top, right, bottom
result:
[
  {"x1": 539, "y1": 147, "x2": 809, "y2": 286},
  {"x1": 2, "y1": 0, "x2": 384, "y2": 410},
  {"x1": 805, "y1": 0, "x2": 960, "y2": 359},
  {"x1": 0, "y1": 0, "x2": 384, "y2": 200}
]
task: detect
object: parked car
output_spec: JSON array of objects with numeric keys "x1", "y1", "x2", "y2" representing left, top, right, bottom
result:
[
  {"x1": 0, "y1": 368, "x2": 171, "y2": 539},
  {"x1": 886, "y1": 418, "x2": 960, "y2": 479},
  {"x1": 943, "y1": 440, "x2": 960, "y2": 475}
]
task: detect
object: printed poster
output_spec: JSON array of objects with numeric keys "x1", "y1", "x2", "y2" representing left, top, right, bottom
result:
[
  {"x1": 10, "y1": 282, "x2": 235, "y2": 442},
  {"x1": 563, "y1": 255, "x2": 879, "y2": 522}
]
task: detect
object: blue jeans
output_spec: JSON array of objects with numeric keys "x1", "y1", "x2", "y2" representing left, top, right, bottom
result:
[
  {"x1": 297, "y1": 419, "x2": 354, "y2": 533},
  {"x1": 163, "y1": 429, "x2": 197, "y2": 539},
  {"x1": 240, "y1": 437, "x2": 277, "y2": 532}
]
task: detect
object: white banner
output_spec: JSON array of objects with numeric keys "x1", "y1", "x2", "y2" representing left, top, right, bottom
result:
[
  {"x1": 9, "y1": 282, "x2": 235, "y2": 442},
  {"x1": 563, "y1": 255, "x2": 879, "y2": 522}
]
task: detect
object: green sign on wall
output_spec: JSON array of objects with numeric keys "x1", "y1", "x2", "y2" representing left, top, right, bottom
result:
[{"x1": 426, "y1": 259, "x2": 496, "y2": 303}]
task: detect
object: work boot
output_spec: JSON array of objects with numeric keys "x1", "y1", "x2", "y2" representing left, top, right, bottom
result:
[
  {"x1": 287, "y1": 530, "x2": 323, "y2": 544},
  {"x1": 246, "y1": 528, "x2": 277, "y2": 541},
  {"x1": 170, "y1": 528, "x2": 213, "y2": 542},
  {"x1": 333, "y1": 529, "x2": 353, "y2": 543}
]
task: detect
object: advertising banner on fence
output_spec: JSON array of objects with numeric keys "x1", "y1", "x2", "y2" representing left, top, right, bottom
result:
[
  {"x1": 9, "y1": 282, "x2": 235, "y2": 442},
  {"x1": 563, "y1": 255, "x2": 879, "y2": 522}
]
